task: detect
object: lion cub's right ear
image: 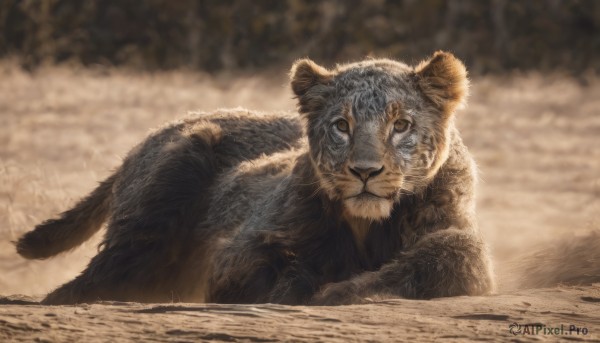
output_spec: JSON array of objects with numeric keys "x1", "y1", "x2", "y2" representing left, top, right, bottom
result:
[
  {"x1": 414, "y1": 51, "x2": 469, "y2": 117},
  {"x1": 290, "y1": 59, "x2": 333, "y2": 115}
]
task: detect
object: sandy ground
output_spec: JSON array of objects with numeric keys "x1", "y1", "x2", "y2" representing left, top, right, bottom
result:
[
  {"x1": 1, "y1": 286, "x2": 598, "y2": 342},
  {"x1": 0, "y1": 62, "x2": 599, "y2": 341}
]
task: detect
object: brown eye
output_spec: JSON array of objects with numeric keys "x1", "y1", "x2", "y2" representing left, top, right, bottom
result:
[
  {"x1": 393, "y1": 119, "x2": 411, "y2": 133},
  {"x1": 335, "y1": 119, "x2": 349, "y2": 133}
]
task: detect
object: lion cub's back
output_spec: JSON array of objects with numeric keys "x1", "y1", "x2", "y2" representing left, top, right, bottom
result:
[
  {"x1": 190, "y1": 109, "x2": 305, "y2": 168},
  {"x1": 121, "y1": 108, "x2": 304, "y2": 173},
  {"x1": 113, "y1": 108, "x2": 304, "y2": 204}
]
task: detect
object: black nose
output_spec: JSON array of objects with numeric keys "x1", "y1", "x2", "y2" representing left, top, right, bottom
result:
[{"x1": 349, "y1": 164, "x2": 384, "y2": 182}]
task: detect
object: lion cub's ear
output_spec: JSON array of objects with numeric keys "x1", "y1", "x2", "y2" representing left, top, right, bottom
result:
[
  {"x1": 290, "y1": 59, "x2": 333, "y2": 115},
  {"x1": 414, "y1": 51, "x2": 469, "y2": 116}
]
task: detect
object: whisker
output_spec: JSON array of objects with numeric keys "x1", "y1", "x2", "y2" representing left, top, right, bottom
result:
[{"x1": 295, "y1": 180, "x2": 322, "y2": 187}]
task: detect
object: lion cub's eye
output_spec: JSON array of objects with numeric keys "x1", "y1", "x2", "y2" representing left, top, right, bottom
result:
[
  {"x1": 335, "y1": 119, "x2": 350, "y2": 133},
  {"x1": 393, "y1": 119, "x2": 412, "y2": 133}
]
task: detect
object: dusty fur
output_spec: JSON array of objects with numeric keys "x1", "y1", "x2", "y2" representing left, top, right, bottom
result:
[{"x1": 18, "y1": 52, "x2": 497, "y2": 305}]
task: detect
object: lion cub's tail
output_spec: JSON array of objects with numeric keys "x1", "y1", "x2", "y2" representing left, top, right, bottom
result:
[{"x1": 16, "y1": 172, "x2": 117, "y2": 259}]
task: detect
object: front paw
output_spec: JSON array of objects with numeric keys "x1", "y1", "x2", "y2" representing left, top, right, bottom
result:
[{"x1": 310, "y1": 281, "x2": 367, "y2": 306}]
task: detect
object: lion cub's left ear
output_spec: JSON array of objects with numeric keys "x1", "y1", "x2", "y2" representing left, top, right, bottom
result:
[
  {"x1": 414, "y1": 51, "x2": 469, "y2": 116},
  {"x1": 290, "y1": 59, "x2": 333, "y2": 115}
]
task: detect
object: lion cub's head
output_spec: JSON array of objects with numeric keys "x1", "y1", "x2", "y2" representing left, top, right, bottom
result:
[{"x1": 291, "y1": 52, "x2": 469, "y2": 220}]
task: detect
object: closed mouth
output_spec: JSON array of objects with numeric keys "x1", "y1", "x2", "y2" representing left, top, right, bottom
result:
[{"x1": 348, "y1": 191, "x2": 383, "y2": 200}]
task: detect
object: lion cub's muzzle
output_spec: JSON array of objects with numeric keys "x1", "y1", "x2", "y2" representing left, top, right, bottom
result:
[
  {"x1": 347, "y1": 162, "x2": 388, "y2": 199},
  {"x1": 339, "y1": 158, "x2": 401, "y2": 219},
  {"x1": 347, "y1": 160, "x2": 387, "y2": 197},
  {"x1": 348, "y1": 162, "x2": 384, "y2": 182}
]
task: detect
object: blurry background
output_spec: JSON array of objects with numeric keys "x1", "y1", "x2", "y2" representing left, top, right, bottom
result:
[
  {"x1": 0, "y1": 0, "x2": 598, "y2": 296},
  {"x1": 1, "y1": 0, "x2": 599, "y2": 74}
]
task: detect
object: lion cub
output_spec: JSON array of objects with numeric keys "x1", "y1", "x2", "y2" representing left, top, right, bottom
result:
[{"x1": 17, "y1": 52, "x2": 494, "y2": 305}]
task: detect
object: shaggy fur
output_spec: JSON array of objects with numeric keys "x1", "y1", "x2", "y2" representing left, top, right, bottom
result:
[{"x1": 17, "y1": 52, "x2": 495, "y2": 305}]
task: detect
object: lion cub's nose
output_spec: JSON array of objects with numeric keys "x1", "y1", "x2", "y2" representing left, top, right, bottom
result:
[{"x1": 349, "y1": 163, "x2": 384, "y2": 182}]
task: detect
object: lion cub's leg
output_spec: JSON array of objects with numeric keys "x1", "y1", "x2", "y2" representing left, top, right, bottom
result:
[
  {"x1": 42, "y1": 246, "x2": 144, "y2": 304},
  {"x1": 43, "y1": 124, "x2": 223, "y2": 304},
  {"x1": 42, "y1": 238, "x2": 205, "y2": 304},
  {"x1": 312, "y1": 228, "x2": 495, "y2": 305}
]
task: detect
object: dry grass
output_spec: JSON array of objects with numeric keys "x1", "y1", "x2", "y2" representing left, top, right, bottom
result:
[{"x1": 0, "y1": 62, "x2": 598, "y2": 296}]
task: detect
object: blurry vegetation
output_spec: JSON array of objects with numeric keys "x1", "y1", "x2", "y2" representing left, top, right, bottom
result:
[{"x1": 0, "y1": 0, "x2": 599, "y2": 74}]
